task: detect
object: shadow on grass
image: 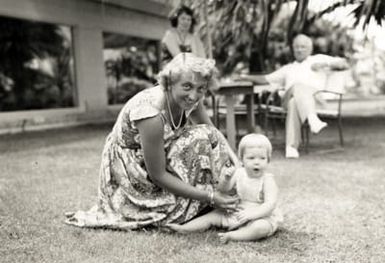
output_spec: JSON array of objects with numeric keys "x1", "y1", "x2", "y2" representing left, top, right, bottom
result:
[
  {"x1": 271, "y1": 228, "x2": 322, "y2": 253},
  {"x1": 0, "y1": 123, "x2": 112, "y2": 154}
]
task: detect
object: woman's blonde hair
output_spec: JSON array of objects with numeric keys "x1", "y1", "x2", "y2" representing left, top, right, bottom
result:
[
  {"x1": 158, "y1": 53, "x2": 218, "y2": 91},
  {"x1": 238, "y1": 133, "x2": 273, "y2": 162}
]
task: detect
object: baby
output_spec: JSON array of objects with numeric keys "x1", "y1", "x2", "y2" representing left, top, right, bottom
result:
[{"x1": 167, "y1": 133, "x2": 283, "y2": 243}]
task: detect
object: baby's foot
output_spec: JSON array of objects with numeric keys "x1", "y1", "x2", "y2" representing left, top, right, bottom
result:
[
  {"x1": 218, "y1": 233, "x2": 230, "y2": 244},
  {"x1": 164, "y1": 223, "x2": 187, "y2": 233}
]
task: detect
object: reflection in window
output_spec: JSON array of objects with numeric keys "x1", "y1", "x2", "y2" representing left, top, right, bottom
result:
[
  {"x1": 103, "y1": 32, "x2": 159, "y2": 105},
  {"x1": 0, "y1": 16, "x2": 76, "y2": 112}
]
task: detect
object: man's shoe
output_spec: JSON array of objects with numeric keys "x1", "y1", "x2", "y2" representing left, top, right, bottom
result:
[
  {"x1": 286, "y1": 146, "x2": 299, "y2": 158},
  {"x1": 307, "y1": 114, "x2": 328, "y2": 134},
  {"x1": 310, "y1": 120, "x2": 327, "y2": 134}
]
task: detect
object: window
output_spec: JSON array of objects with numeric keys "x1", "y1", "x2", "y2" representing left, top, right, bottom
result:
[
  {"x1": 0, "y1": 16, "x2": 76, "y2": 111},
  {"x1": 103, "y1": 32, "x2": 159, "y2": 104}
]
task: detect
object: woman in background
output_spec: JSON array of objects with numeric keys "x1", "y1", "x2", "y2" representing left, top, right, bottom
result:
[{"x1": 161, "y1": 5, "x2": 206, "y2": 66}]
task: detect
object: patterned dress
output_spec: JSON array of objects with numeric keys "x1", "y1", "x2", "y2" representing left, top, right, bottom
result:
[{"x1": 65, "y1": 86, "x2": 231, "y2": 230}]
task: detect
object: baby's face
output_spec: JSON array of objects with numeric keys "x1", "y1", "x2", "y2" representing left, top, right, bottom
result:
[{"x1": 242, "y1": 146, "x2": 269, "y2": 178}]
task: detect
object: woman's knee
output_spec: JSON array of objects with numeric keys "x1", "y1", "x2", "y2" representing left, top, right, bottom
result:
[{"x1": 179, "y1": 124, "x2": 222, "y2": 146}]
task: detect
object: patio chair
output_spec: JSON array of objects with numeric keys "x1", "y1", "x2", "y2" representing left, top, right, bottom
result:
[
  {"x1": 263, "y1": 84, "x2": 345, "y2": 153},
  {"x1": 301, "y1": 90, "x2": 344, "y2": 152},
  {"x1": 206, "y1": 89, "x2": 220, "y2": 126}
]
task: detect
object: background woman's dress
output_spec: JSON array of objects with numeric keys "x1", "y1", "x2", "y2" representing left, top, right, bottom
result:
[{"x1": 161, "y1": 28, "x2": 206, "y2": 66}]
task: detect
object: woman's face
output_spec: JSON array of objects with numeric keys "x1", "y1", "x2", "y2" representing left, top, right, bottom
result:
[
  {"x1": 177, "y1": 12, "x2": 192, "y2": 32},
  {"x1": 169, "y1": 71, "x2": 207, "y2": 111}
]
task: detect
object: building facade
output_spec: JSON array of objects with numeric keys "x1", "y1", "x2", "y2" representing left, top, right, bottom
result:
[{"x1": 0, "y1": 0, "x2": 170, "y2": 133}]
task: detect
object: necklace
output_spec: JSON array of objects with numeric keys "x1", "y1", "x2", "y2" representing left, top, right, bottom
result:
[
  {"x1": 165, "y1": 91, "x2": 184, "y2": 130},
  {"x1": 176, "y1": 29, "x2": 187, "y2": 45}
]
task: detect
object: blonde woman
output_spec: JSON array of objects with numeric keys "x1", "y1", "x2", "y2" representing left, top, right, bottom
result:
[{"x1": 65, "y1": 53, "x2": 240, "y2": 230}]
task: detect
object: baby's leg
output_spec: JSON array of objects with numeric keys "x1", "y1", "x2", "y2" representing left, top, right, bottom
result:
[
  {"x1": 167, "y1": 210, "x2": 223, "y2": 233},
  {"x1": 218, "y1": 219, "x2": 272, "y2": 243}
]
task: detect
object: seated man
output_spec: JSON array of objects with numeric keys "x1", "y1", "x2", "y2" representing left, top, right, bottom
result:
[{"x1": 240, "y1": 34, "x2": 348, "y2": 158}]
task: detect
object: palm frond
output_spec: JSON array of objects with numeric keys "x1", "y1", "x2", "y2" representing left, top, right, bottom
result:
[{"x1": 351, "y1": 0, "x2": 385, "y2": 28}]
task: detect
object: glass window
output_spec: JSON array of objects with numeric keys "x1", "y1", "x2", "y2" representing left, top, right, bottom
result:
[
  {"x1": 103, "y1": 32, "x2": 159, "y2": 105},
  {"x1": 0, "y1": 15, "x2": 76, "y2": 112}
]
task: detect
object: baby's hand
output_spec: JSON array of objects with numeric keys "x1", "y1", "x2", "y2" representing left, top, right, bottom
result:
[
  {"x1": 217, "y1": 160, "x2": 236, "y2": 193},
  {"x1": 222, "y1": 161, "x2": 235, "y2": 180},
  {"x1": 235, "y1": 209, "x2": 255, "y2": 224},
  {"x1": 223, "y1": 170, "x2": 233, "y2": 180}
]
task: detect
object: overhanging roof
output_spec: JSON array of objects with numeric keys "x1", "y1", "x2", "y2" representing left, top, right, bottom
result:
[{"x1": 87, "y1": 0, "x2": 172, "y2": 17}]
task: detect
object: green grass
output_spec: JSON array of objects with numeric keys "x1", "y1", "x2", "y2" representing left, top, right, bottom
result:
[{"x1": 1, "y1": 118, "x2": 385, "y2": 263}]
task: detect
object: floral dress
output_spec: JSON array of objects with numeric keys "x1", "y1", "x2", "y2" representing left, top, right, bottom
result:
[{"x1": 65, "y1": 86, "x2": 231, "y2": 230}]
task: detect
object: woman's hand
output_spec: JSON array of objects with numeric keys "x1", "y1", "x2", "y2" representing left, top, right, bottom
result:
[{"x1": 213, "y1": 191, "x2": 239, "y2": 212}]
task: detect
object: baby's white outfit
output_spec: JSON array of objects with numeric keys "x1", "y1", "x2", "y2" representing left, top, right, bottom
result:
[{"x1": 220, "y1": 168, "x2": 283, "y2": 235}]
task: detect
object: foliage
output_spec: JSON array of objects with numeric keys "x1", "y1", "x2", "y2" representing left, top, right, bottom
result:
[
  {"x1": 267, "y1": 11, "x2": 355, "y2": 68},
  {"x1": 107, "y1": 77, "x2": 153, "y2": 105},
  {"x1": 179, "y1": 0, "x2": 384, "y2": 75},
  {"x1": 187, "y1": 0, "x2": 288, "y2": 75},
  {"x1": 104, "y1": 33, "x2": 158, "y2": 105},
  {"x1": 351, "y1": 0, "x2": 385, "y2": 28},
  {"x1": 0, "y1": 16, "x2": 74, "y2": 111}
]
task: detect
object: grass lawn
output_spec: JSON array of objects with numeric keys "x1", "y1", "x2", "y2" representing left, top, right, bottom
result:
[{"x1": 1, "y1": 118, "x2": 385, "y2": 263}]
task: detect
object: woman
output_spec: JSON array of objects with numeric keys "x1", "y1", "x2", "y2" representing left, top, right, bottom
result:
[
  {"x1": 65, "y1": 53, "x2": 239, "y2": 230},
  {"x1": 161, "y1": 5, "x2": 206, "y2": 66}
]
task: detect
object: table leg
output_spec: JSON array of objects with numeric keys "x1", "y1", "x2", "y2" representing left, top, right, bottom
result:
[
  {"x1": 246, "y1": 94, "x2": 255, "y2": 133},
  {"x1": 225, "y1": 95, "x2": 236, "y2": 150}
]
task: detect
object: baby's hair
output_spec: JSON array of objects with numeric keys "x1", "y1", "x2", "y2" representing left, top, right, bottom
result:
[{"x1": 238, "y1": 133, "x2": 273, "y2": 162}]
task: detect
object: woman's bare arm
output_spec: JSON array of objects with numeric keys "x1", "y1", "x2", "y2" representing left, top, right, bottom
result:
[
  {"x1": 162, "y1": 30, "x2": 181, "y2": 58},
  {"x1": 189, "y1": 100, "x2": 213, "y2": 125}
]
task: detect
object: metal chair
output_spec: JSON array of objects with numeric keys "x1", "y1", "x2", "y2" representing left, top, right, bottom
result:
[{"x1": 263, "y1": 88, "x2": 344, "y2": 152}]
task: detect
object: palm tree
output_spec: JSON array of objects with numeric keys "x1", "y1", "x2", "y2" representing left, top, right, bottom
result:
[
  {"x1": 178, "y1": 0, "x2": 384, "y2": 74},
  {"x1": 351, "y1": 0, "x2": 385, "y2": 28}
]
